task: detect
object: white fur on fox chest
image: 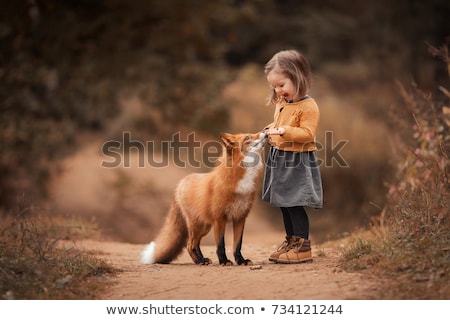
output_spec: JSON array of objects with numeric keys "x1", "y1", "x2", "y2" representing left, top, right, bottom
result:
[{"x1": 236, "y1": 160, "x2": 262, "y2": 194}]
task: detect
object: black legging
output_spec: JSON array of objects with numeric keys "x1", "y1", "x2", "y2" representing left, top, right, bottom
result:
[{"x1": 280, "y1": 206, "x2": 309, "y2": 239}]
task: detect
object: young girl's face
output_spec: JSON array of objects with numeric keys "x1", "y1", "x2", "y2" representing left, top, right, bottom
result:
[{"x1": 267, "y1": 70, "x2": 296, "y2": 102}]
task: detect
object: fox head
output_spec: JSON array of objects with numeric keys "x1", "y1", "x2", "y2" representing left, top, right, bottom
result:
[{"x1": 219, "y1": 132, "x2": 267, "y2": 167}]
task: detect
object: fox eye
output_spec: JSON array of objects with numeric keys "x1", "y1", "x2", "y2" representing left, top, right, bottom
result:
[{"x1": 244, "y1": 136, "x2": 250, "y2": 141}]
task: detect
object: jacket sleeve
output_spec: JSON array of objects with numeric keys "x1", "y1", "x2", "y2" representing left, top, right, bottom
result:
[{"x1": 281, "y1": 105, "x2": 319, "y2": 143}]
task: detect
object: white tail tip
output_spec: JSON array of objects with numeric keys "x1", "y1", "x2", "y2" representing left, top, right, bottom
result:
[{"x1": 140, "y1": 241, "x2": 156, "y2": 264}]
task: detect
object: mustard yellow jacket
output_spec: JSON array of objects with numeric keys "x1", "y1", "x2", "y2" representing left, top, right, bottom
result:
[{"x1": 265, "y1": 97, "x2": 320, "y2": 152}]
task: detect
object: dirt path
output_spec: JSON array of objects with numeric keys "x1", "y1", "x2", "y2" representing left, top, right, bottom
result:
[
  {"x1": 49, "y1": 88, "x2": 380, "y2": 300},
  {"x1": 75, "y1": 233, "x2": 379, "y2": 300}
]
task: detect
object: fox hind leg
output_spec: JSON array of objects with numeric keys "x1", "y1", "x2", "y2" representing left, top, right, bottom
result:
[
  {"x1": 188, "y1": 242, "x2": 211, "y2": 265},
  {"x1": 187, "y1": 244, "x2": 211, "y2": 265},
  {"x1": 187, "y1": 223, "x2": 212, "y2": 265}
]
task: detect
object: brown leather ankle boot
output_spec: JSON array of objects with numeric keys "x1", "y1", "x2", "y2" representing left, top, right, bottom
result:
[
  {"x1": 276, "y1": 237, "x2": 312, "y2": 264},
  {"x1": 269, "y1": 236, "x2": 293, "y2": 262}
]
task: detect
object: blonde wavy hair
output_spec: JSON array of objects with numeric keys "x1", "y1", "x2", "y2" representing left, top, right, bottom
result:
[{"x1": 264, "y1": 49, "x2": 312, "y2": 105}]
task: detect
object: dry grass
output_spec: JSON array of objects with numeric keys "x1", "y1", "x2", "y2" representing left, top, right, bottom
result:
[
  {"x1": 0, "y1": 211, "x2": 117, "y2": 300},
  {"x1": 339, "y1": 225, "x2": 449, "y2": 299},
  {"x1": 338, "y1": 43, "x2": 450, "y2": 299}
]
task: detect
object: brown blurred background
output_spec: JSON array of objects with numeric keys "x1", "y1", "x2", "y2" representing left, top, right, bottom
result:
[{"x1": 1, "y1": 0, "x2": 449, "y2": 244}]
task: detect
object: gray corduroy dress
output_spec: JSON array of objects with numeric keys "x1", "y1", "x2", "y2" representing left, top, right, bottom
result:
[{"x1": 262, "y1": 146, "x2": 323, "y2": 208}]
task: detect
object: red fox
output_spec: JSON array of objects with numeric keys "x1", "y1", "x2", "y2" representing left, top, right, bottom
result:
[{"x1": 140, "y1": 132, "x2": 267, "y2": 266}]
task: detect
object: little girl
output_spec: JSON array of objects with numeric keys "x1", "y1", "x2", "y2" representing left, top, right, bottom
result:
[{"x1": 262, "y1": 49, "x2": 323, "y2": 264}]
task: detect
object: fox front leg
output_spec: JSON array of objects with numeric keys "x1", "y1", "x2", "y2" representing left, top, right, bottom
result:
[
  {"x1": 214, "y1": 219, "x2": 233, "y2": 266},
  {"x1": 217, "y1": 235, "x2": 233, "y2": 266},
  {"x1": 233, "y1": 218, "x2": 252, "y2": 266}
]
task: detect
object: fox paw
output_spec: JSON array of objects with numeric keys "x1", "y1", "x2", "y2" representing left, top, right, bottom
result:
[
  {"x1": 195, "y1": 257, "x2": 212, "y2": 265},
  {"x1": 220, "y1": 259, "x2": 234, "y2": 266},
  {"x1": 238, "y1": 259, "x2": 253, "y2": 266}
]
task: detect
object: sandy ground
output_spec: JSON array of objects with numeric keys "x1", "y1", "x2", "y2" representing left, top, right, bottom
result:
[{"x1": 73, "y1": 231, "x2": 380, "y2": 300}]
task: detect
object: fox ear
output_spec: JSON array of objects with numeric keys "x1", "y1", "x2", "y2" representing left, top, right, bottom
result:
[{"x1": 220, "y1": 133, "x2": 234, "y2": 148}]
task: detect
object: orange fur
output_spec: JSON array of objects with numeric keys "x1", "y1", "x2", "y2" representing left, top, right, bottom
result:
[{"x1": 140, "y1": 132, "x2": 267, "y2": 265}]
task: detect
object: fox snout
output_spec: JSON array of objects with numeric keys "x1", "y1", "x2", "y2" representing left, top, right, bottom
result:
[{"x1": 250, "y1": 132, "x2": 268, "y2": 149}]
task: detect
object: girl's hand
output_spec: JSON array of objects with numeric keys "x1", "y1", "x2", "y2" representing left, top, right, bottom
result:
[{"x1": 265, "y1": 127, "x2": 285, "y2": 135}]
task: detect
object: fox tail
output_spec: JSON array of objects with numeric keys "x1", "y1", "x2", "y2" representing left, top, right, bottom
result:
[{"x1": 140, "y1": 202, "x2": 188, "y2": 264}]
